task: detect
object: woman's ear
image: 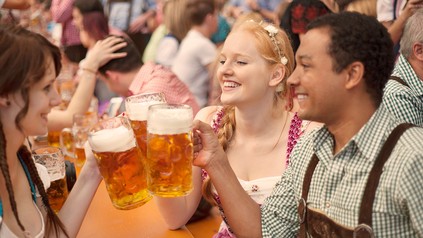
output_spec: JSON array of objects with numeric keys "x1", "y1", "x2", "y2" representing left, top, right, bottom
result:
[
  {"x1": 269, "y1": 65, "x2": 286, "y2": 87},
  {"x1": 0, "y1": 96, "x2": 10, "y2": 107}
]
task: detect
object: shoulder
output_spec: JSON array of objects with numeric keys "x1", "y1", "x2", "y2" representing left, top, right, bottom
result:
[
  {"x1": 194, "y1": 106, "x2": 222, "y2": 124},
  {"x1": 398, "y1": 126, "x2": 423, "y2": 153}
]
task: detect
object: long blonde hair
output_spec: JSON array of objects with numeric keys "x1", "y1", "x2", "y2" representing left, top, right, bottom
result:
[{"x1": 202, "y1": 20, "x2": 295, "y2": 204}]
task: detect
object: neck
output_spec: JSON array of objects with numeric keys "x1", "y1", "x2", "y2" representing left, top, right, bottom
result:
[
  {"x1": 235, "y1": 106, "x2": 287, "y2": 136},
  {"x1": 123, "y1": 67, "x2": 142, "y2": 96},
  {"x1": 327, "y1": 99, "x2": 377, "y2": 155},
  {"x1": 191, "y1": 26, "x2": 211, "y2": 39}
]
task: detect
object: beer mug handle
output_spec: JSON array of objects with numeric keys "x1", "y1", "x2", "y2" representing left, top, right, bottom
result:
[{"x1": 60, "y1": 128, "x2": 75, "y2": 159}]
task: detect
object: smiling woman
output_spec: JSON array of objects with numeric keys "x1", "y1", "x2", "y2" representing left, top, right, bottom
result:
[{"x1": 0, "y1": 24, "x2": 103, "y2": 238}]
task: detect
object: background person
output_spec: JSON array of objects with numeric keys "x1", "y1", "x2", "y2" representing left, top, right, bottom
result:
[{"x1": 383, "y1": 8, "x2": 423, "y2": 126}]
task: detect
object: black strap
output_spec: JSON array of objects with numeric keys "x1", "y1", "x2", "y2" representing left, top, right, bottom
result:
[{"x1": 390, "y1": 75, "x2": 408, "y2": 87}]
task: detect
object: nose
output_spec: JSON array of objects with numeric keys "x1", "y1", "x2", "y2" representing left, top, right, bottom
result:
[
  {"x1": 287, "y1": 66, "x2": 299, "y2": 87},
  {"x1": 217, "y1": 61, "x2": 234, "y2": 79}
]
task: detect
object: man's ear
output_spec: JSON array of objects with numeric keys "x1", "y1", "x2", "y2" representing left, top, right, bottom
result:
[
  {"x1": 104, "y1": 70, "x2": 119, "y2": 82},
  {"x1": 413, "y1": 42, "x2": 423, "y2": 61},
  {"x1": 344, "y1": 61, "x2": 364, "y2": 90},
  {"x1": 269, "y1": 65, "x2": 286, "y2": 87}
]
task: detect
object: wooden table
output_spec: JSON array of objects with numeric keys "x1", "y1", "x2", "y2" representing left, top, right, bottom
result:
[{"x1": 77, "y1": 181, "x2": 194, "y2": 238}]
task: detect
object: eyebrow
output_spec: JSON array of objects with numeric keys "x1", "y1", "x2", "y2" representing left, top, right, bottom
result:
[{"x1": 298, "y1": 55, "x2": 312, "y2": 61}]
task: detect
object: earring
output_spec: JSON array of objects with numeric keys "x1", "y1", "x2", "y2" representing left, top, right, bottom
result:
[{"x1": 275, "y1": 82, "x2": 284, "y2": 92}]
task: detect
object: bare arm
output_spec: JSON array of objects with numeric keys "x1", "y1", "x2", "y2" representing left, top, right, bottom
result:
[
  {"x1": 385, "y1": 0, "x2": 423, "y2": 44},
  {"x1": 1, "y1": 0, "x2": 31, "y2": 9},
  {"x1": 47, "y1": 37, "x2": 128, "y2": 132},
  {"x1": 153, "y1": 167, "x2": 203, "y2": 229},
  {"x1": 193, "y1": 120, "x2": 263, "y2": 238},
  {"x1": 56, "y1": 143, "x2": 101, "y2": 237}
]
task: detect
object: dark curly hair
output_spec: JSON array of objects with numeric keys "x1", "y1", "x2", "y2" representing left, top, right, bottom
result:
[{"x1": 307, "y1": 12, "x2": 395, "y2": 106}]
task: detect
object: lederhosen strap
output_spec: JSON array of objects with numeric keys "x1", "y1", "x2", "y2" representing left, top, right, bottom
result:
[
  {"x1": 298, "y1": 123, "x2": 413, "y2": 238},
  {"x1": 390, "y1": 75, "x2": 409, "y2": 87}
]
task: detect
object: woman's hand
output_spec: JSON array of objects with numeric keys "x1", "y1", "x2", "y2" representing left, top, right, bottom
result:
[
  {"x1": 192, "y1": 120, "x2": 226, "y2": 169},
  {"x1": 82, "y1": 36, "x2": 128, "y2": 72}
]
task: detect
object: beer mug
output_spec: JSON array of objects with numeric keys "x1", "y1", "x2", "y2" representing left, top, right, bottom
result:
[
  {"x1": 125, "y1": 92, "x2": 166, "y2": 156},
  {"x1": 147, "y1": 104, "x2": 194, "y2": 197},
  {"x1": 60, "y1": 113, "x2": 98, "y2": 168},
  {"x1": 88, "y1": 116, "x2": 152, "y2": 210},
  {"x1": 33, "y1": 147, "x2": 69, "y2": 213},
  {"x1": 73, "y1": 113, "x2": 98, "y2": 167}
]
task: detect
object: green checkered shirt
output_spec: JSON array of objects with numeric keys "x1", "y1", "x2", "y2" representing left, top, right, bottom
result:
[
  {"x1": 383, "y1": 54, "x2": 423, "y2": 126},
  {"x1": 261, "y1": 106, "x2": 423, "y2": 237}
]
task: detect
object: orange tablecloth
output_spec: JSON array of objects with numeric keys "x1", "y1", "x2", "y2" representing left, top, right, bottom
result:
[{"x1": 77, "y1": 181, "x2": 194, "y2": 238}]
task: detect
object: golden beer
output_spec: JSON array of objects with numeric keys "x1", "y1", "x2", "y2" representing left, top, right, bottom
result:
[
  {"x1": 33, "y1": 147, "x2": 69, "y2": 213},
  {"x1": 147, "y1": 104, "x2": 193, "y2": 197},
  {"x1": 129, "y1": 120, "x2": 148, "y2": 155},
  {"x1": 47, "y1": 177, "x2": 69, "y2": 213},
  {"x1": 147, "y1": 132, "x2": 193, "y2": 197},
  {"x1": 125, "y1": 92, "x2": 166, "y2": 158},
  {"x1": 75, "y1": 146, "x2": 86, "y2": 167},
  {"x1": 88, "y1": 117, "x2": 152, "y2": 210},
  {"x1": 93, "y1": 147, "x2": 150, "y2": 210},
  {"x1": 48, "y1": 131, "x2": 61, "y2": 148}
]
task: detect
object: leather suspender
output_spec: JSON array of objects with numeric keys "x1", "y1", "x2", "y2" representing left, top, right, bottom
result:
[{"x1": 298, "y1": 123, "x2": 413, "y2": 237}]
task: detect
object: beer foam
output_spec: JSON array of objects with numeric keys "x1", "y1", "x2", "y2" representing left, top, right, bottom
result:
[
  {"x1": 126, "y1": 101, "x2": 163, "y2": 121},
  {"x1": 88, "y1": 126, "x2": 136, "y2": 152},
  {"x1": 148, "y1": 107, "x2": 193, "y2": 135}
]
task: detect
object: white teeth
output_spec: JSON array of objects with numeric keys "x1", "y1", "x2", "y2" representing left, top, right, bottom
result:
[
  {"x1": 223, "y1": 81, "x2": 240, "y2": 88},
  {"x1": 297, "y1": 95, "x2": 307, "y2": 100}
]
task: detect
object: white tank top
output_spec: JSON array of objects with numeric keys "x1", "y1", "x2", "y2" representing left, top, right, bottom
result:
[{"x1": 0, "y1": 202, "x2": 45, "y2": 238}]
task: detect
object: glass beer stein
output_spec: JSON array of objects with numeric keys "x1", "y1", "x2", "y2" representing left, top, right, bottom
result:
[
  {"x1": 88, "y1": 116, "x2": 152, "y2": 210},
  {"x1": 33, "y1": 147, "x2": 69, "y2": 213},
  {"x1": 125, "y1": 92, "x2": 166, "y2": 156},
  {"x1": 147, "y1": 104, "x2": 194, "y2": 197}
]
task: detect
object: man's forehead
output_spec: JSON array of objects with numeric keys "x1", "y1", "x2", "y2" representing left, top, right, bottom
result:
[{"x1": 297, "y1": 29, "x2": 330, "y2": 59}]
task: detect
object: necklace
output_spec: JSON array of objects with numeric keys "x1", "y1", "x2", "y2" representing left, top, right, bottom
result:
[{"x1": 269, "y1": 111, "x2": 289, "y2": 152}]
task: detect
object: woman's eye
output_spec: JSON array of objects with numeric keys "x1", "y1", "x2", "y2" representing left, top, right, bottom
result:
[
  {"x1": 236, "y1": 61, "x2": 247, "y2": 65},
  {"x1": 43, "y1": 84, "x2": 52, "y2": 93},
  {"x1": 219, "y1": 60, "x2": 226, "y2": 65}
]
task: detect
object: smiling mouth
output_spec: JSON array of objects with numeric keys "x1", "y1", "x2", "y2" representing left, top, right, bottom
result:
[{"x1": 223, "y1": 81, "x2": 241, "y2": 88}]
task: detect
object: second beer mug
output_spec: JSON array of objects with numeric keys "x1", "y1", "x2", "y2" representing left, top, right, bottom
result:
[
  {"x1": 147, "y1": 104, "x2": 194, "y2": 197},
  {"x1": 33, "y1": 147, "x2": 69, "y2": 213},
  {"x1": 88, "y1": 117, "x2": 152, "y2": 210}
]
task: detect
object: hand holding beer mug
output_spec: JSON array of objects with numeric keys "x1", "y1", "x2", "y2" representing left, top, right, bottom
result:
[
  {"x1": 60, "y1": 112, "x2": 98, "y2": 168},
  {"x1": 73, "y1": 113, "x2": 98, "y2": 167},
  {"x1": 125, "y1": 92, "x2": 166, "y2": 155},
  {"x1": 88, "y1": 116, "x2": 152, "y2": 210},
  {"x1": 147, "y1": 104, "x2": 194, "y2": 197},
  {"x1": 33, "y1": 147, "x2": 69, "y2": 213}
]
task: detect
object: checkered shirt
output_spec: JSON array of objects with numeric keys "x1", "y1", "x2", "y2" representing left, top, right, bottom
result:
[
  {"x1": 51, "y1": 0, "x2": 81, "y2": 46},
  {"x1": 261, "y1": 106, "x2": 423, "y2": 237},
  {"x1": 383, "y1": 54, "x2": 423, "y2": 126}
]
